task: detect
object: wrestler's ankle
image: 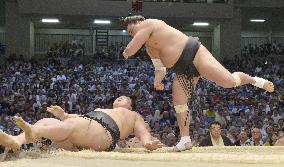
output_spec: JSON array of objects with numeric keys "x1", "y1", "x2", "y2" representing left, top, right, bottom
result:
[
  {"x1": 180, "y1": 136, "x2": 191, "y2": 142},
  {"x1": 176, "y1": 136, "x2": 192, "y2": 151},
  {"x1": 252, "y1": 77, "x2": 266, "y2": 88}
]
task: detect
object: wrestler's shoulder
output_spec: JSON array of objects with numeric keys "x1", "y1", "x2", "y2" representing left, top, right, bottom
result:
[
  {"x1": 112, "y1": 107, "x2": 133, "y2": 112},
  {"x1": 141, "y1": 19, "x2": 161, "y2": 27}
]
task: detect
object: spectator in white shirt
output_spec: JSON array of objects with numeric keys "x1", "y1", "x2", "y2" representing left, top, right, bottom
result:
[{"x1": 272, "y1": 109, "x2": 282, "y2": 123}]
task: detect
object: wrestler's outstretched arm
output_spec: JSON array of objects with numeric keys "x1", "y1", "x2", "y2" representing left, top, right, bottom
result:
[
  {"x1": 145, "y1": 47, "x2": 167, "y2": 90},
  {"x1": 133, "y1": 113, "x2": 163, "y2": 151},
  {"x1": 154, "y1": 70, "x2": 166, "y2": 90},
  {"x1": 47, "y1": 106, "x2": 79, "y2": 121},
  {"x1": 123, "y1": 21, "x2": 153, "y2": 59}
]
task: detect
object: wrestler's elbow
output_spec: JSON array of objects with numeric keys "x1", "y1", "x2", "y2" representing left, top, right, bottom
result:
[
  {"x1": 125, "y1": 42, "x2": 143, "y2": 57},
  {"x1": 126, "y1": 48, "x2": 139, "y2": 57}
]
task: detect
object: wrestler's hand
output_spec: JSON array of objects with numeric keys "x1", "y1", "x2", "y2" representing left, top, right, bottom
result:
[
  {"x1": 123, "y1": 51, "x2": 128, "y2": 59},
  {"x1": 144, "y1": 140, "x2": 163, "y2": 151},
  {"x1": 154, "y1": 81, "x2": 164, "y2": 91},
  {"x1": 0, "y1": 148, "x2": 9, "y2": 162},
  {"x1": 47, "y1": 105, "x2": 65, "y2": 118},
  {"x1": 0, "y1": 147, "x2": 20, "y2": 162}
]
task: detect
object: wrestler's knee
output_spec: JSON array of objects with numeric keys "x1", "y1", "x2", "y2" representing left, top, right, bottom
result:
[
  {"x1": 174, "y1": 104, "x2": 188, "y2": 113},
  {"x1": 232, "y1": 72, "x2": 243, "y2": 87},
  {"x1": 34, "y1": 118, "x2": 61, "y2": 126}
]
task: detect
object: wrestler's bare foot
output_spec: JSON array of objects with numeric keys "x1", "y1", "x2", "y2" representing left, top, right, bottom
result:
[
  {"x1": 263, "y1": 81, "x2": 274, "y2": 92},
  {"x1": 14, "y1": 116, "x2": 38, "y2": 143},
  {"x1": 47, "y1": 105, "x2": 65, "y2": 119},
  {"x1": 0, "y1": 130, "x2": 20, "y2": 151}
]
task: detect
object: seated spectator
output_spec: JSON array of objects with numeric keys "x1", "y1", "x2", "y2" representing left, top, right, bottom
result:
[
  {"x1": 159, "y1": 111, "x2": 171, "y2": 128},
  {"x1": 192, "y1": 131, "x2": 200, "y2": 146},
  {"x1": 272, "y1": 109, "x2": 282, "y2": 124},
  {"x1": 227, "y1": 126, "x2": 239, "y2": 145},
  {"x1": 235, "y1": 130, "x2": 249, "y2": 146},
  {"x1": 199, "y1": 121, "x2": 234, "y2": 146},
  {"x1": 126, "y1": 137, "x2": 143, "y2": 148},
  {"x1": 245, "y1": 128, "x2": 264, "y2": 146},
  {"x1": 204, "y1": 106, "x2": 216, "y2": 124},
  {"x1": 214, "y1": 109, "x2": 227, "y2": 128},
  {"x1": 274, "y1": 132, "x2": 284, "y2": 146},
  {"x1": 275, "y1": 137, "x2": 284, "y2": 146},
  {"x1": 264, "y1": 132, "x2": 279, "y2": 146},
  {"x1": 165, "y1": 133, "x2": 177, "y2": 147},
  {"x1": 262, "y1": 125, "x2": 274, "y2": 143}
]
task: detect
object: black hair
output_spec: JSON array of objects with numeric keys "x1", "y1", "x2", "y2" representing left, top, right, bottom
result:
[
  {"x1": 129, "y1": 95, "x2": 137, "y2": 111},
  {"x1": 210, "y1": 121, "x2": 221, "y2": 128},
  {"x1": 120, "y1": 14, "x2": 145, "y2": 26}
]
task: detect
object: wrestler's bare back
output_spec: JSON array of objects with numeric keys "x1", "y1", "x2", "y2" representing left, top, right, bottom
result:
[
  {"x1": 143, "y1": 19, "x2": 189, "y2": 68},
  {"x1": 62, "y1": 107, "x2": 137, "y2": 151}
]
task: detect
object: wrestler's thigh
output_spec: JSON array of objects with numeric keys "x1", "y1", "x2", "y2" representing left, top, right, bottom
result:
[
  {"x1": 193, "y1": 45, "x2": 233, "y2": 86},
  {"x1": 34, "y1": 118, "x2": 62, "y2": 126},
  {"x1": 56, "y1": 140, "x2": 76, "y2": 151},
  {"x1": 172, "y1": 75, "x2": 199, "y2": 105}
]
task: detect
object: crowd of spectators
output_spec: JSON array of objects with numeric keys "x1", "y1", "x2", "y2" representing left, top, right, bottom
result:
[
  {"x1": 47, "y1": 40, "x2": 85, "y2": 58},
  {"x1": 241, "y1": 41, "x2": 284, "y2": 57},
  {"x1": 94, "y1": 42, "x2": 127, "y2": 60},
  {"x1": 0, "y1": 42, "x2": 283, "y2": 152}
]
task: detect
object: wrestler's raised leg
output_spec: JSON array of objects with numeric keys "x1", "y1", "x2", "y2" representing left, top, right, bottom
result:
[
  {"x1": 31, "y1": 118, "x2": 77, "y2": 151},
  {"x1": 14, "y1": 116, "x2": 74, "y2": 143},
  {"x1": 3, "y1": 118, "x2": 64, "y2": 148},
  {"x1": 193, "y1": 45, "x2": 274, "y2": 92},
  {"x1": 0, "y1": 118, "x2": 73, "y2": 161}
]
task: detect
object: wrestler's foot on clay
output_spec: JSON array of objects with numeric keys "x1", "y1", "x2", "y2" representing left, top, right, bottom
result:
[
  {"x1": 0, "y1": 130, "x2": 21, "y2": 152},
  {"x1": 173, "y1": 141, "x2": 192, "y2": 152},
  {"x1": 173, "y1": 136, "x2": 192, "y2": 152},
  {"x1": 14, "y1": 116, "x2": 38, "y2": 143}
]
